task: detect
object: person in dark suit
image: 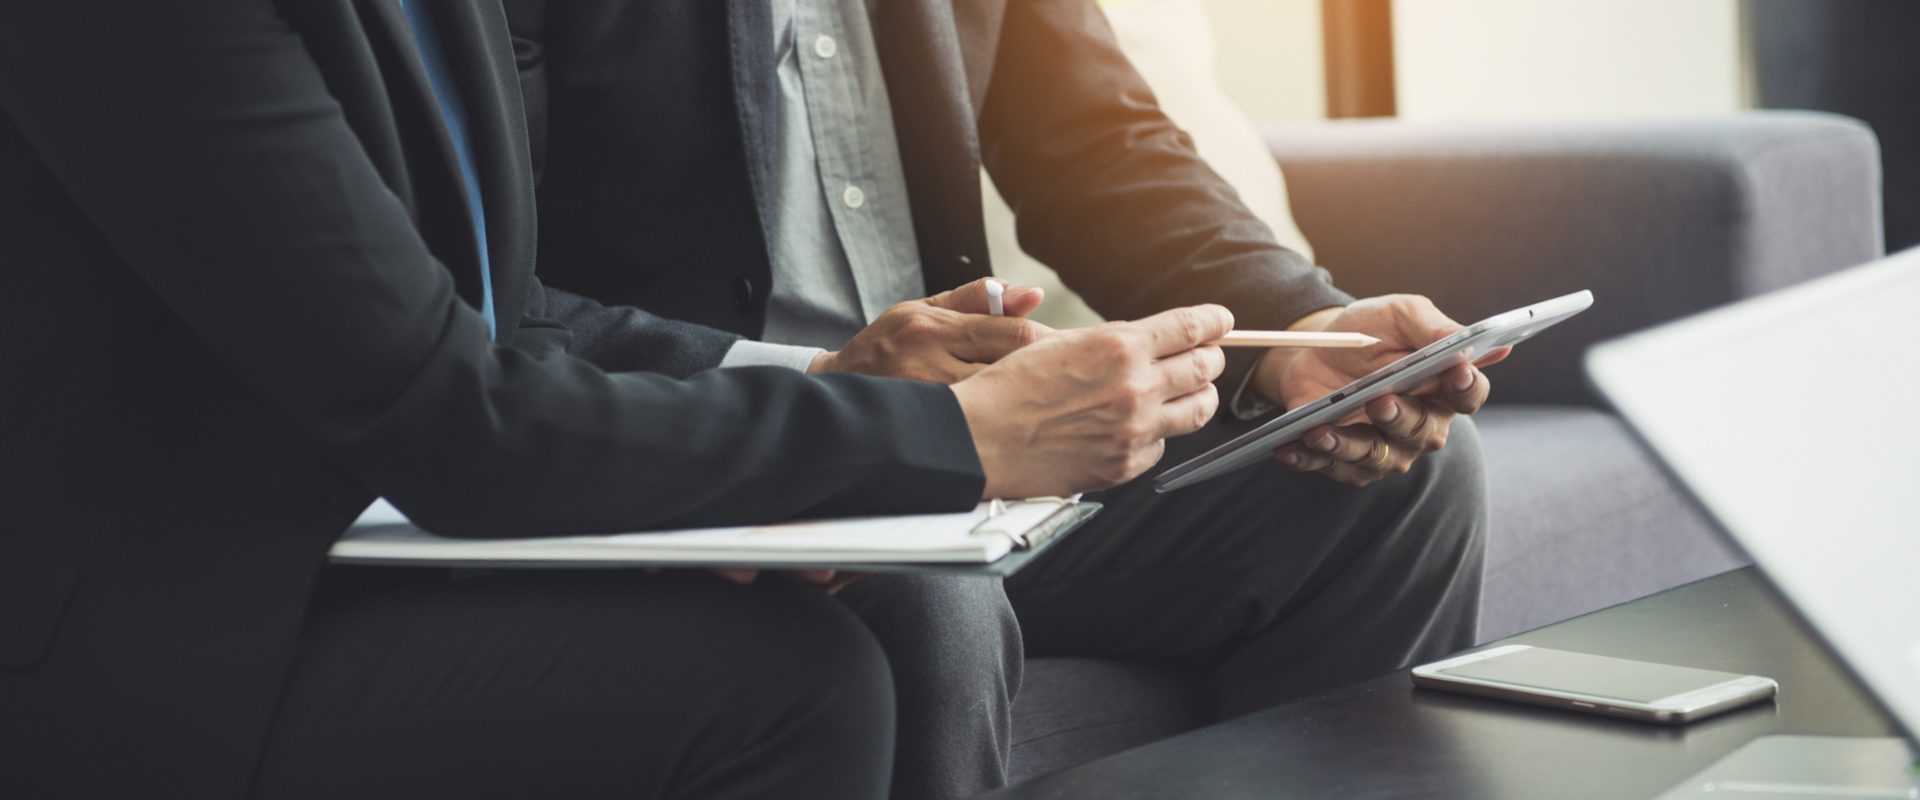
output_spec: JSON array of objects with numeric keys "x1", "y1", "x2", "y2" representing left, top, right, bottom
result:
[
  {"x1": 506, "y1": 1, "x2": 1499, "y2": 796},
  {"x1": 0, "y1": 1, "x2": 1238, "y2": 797}
]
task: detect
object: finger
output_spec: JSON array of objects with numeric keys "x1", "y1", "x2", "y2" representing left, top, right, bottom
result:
[
  {"x1": 1475, "y1": 345, "x2": 1512, "y2": 369},
  {"x1": 711, "y1": 567, "x2": 759, "y2": 585},
  {"x1": 923, "y1": 278, "x2": 999, "y2": 314},
  {"x1": 1326, "y1": 423, "x2": 1409, "y2": 483},
  {"x1": 1300, "y1": 424, "x2": 1388, "y2": 467},
  {"x1": 1388, "y1": 295, "x2": 1467, "y2": 347},
  {"x1": 1133, "y1": 305, "x2": 1235, "y2": 358},
  {"x1": 1126, "y1": 438, "x2": 1168, "y2": 483},
  {"x1": 1402, "y1": 350, "x2": 1475, "y2": 400},
  {"x1": 1366, "y1": 395, "x2": 1433, "y2": 444},
  {"x1": 1000, "y1": 285, "x2": 1045, "y2": 318},
  {"x1": 1154, "y1": 383, "x2": 1220, "y2": 438},
  {"x1": 1405, "y1": 295, "x2": 1459, "y2": 341},
  {"x1": 1319, "y1": 460, "x2": 1389, "y2": 487},
  {"x1": 1150, "y1": 345, "x2": 1225, "y2": 400},
  {"x1": 948, "y1": 316, "x2": 1053, "y2": 363},
  {"x1": 925, "y1": 278, "x2": 1044, "y2": 317},
  {"x1": 1438, "y1": 364, "x2": 1492, "y2": 414},
  {"x1": 1405, "y1": 398, "x2": 1457, "y2": 452},
  {"x1": 1274, "y1": 441, "x2": 1333, "y2": 472}
]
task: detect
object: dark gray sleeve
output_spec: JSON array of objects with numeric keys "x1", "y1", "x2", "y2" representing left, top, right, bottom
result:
[
  {"x1": 512, "y1": 277, "x2": 741, "y2": 378},
  {"x1": 0, "y1": 0, "x2": 984, "y2": 537},
  {"x1": 978, "y1": 0, "x2": 1353, "y2": 395}
]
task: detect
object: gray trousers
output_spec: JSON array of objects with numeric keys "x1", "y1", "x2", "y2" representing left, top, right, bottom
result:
[{"x1": 837, "y1": 416, "x2": 1489, "y2": 799}]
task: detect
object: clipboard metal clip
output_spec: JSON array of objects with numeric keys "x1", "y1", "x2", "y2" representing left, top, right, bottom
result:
[{"x1": 971, "y1": 498, "x2": 1082, "y2": 551}]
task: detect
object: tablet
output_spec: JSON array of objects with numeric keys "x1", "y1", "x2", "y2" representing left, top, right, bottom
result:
[{"x1": 1153, "y1": 290, "x2": 1593, "y2": 492}]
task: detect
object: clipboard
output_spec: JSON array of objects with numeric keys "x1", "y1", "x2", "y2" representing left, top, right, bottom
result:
[
  {"x1": 329, "y1": 501, "x2": 1100, "y2": 577},
  {"x1": 885, "y1": 500, "x2": 1098, "y2": 576}
]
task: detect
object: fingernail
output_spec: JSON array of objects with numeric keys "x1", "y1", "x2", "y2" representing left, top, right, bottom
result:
[
  {"x1": 1377, "y1": 402, "x2": 1400, "y2": 423},
  {"x1": 1312, "y1": 432, "x2": 1337, "y2": 452},
  {"x1": 1451, "y1": 370, "x2": 1474, "y2": 392},
  {"x1": 1282, "y1": 452, "x2": 1299, "y2": 467}
]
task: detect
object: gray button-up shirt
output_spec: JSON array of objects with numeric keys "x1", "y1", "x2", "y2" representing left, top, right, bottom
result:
[{"x1": 719, "y1": 0, "x2": 926, "y2": 370}]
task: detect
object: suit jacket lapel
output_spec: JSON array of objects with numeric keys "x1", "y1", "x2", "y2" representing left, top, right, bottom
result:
[
  {"x1": 950, "y1": 2, "x2": 1005, "y2": 113},
  {"x1": 726, "y1": 0, "x2": 780, "y2": 281},
  {"x1": 874, "y1": 0, "x2": 991, "y2": 293},
  {"x1": 433, "y1": 0, "x2": 538, "y2": 336}
]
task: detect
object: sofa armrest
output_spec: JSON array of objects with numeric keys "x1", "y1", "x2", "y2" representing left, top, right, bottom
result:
[{"x1": 1264, "y1": 112, "x2": 1883, "y2": 406}]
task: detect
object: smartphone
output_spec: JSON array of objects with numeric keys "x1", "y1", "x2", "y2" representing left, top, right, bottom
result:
[{"x1": 1411, "y1": 644, "x2": 1778, "y2": 724}]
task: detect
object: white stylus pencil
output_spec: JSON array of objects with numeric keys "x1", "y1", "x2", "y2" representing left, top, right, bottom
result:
[
  {"x1": 1207, "y1": 330, "x2": 1380, "y2": 349},
  {"x1": 986, "y1": 279, "x2": 1005, "y2": 316}
]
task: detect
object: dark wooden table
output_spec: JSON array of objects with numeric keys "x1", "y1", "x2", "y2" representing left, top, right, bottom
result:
[{"x1": 988, "y1": 569, "x2": 1899, "y2": 799}]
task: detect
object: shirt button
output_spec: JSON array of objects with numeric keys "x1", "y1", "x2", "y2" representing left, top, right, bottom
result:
[
  {"x1": 733, "y1": 275, "x2": 756, "y2": 310},
  {"x1": 813, "y1": 34, "x2": 838, "y2": 59},
  {"x1": 842, "y1": 184, "x2": 866, "y2": 209}
]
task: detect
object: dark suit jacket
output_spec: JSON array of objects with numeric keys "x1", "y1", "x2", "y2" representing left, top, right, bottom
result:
[
  {"x1": 0, "y1": 1, "x2": 980, "y2": 795},
  {"x1": 506, "y1": 0, "x2": 1355, "y2": 389}
]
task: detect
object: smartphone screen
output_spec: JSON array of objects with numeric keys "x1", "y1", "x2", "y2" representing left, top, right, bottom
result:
[{"x1": 1434, "y1": 648, "x2": 1745, "y2": 703}]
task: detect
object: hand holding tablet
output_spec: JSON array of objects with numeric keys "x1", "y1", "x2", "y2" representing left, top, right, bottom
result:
[{"x1": 1154, "y1": 290, "x2": 1594, "y2": 492}]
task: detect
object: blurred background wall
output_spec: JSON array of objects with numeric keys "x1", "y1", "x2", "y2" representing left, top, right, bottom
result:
[
  {"x1": 1201, "y1": 0, "x2": 1745, "y2": 123},
  {"x1": 1747, "y1": 1, "x2": 1920, "y2": 250},
  {"x1": 1197, "y1": 0, "x2": 1915, "y2": 248},
  {"x1": 1200, "y1": 0, "x2": 1326, "y2": 122},
  {"x1": 1393, "y1": 0, "x2": 1743, "y2": 120},
  {"x1": 998, "y1": 0, "x2": 1907, "y2": 319}
]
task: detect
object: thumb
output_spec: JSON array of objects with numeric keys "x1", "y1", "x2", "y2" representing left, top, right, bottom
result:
[
  {"x1": 927, "y1": 278, "x2": 1044, "y2": 317},
  {"x1": 1000, "y1": 284, "x2": 1045, "y2": 318},
  {"x1": 1393, "y1": 296, "x2": 1465, "y2": 348}
]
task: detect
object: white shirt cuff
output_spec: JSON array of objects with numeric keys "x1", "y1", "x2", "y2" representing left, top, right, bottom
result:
[{"x1": 719, "y1": 339, "x2": 828, "y2": 373}]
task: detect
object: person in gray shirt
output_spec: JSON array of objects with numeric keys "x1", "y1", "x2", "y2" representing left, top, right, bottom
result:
[{"x1": 507, "y1": 1, "x2": 1494, "y2": 796}]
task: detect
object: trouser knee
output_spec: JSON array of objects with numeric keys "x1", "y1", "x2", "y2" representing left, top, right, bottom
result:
[
  {"x1": 1405, "y1": 414, "x2": 1491, "y2": 557},
  {"x1": 838, "y1": 574, "x2": 1022, "y2": 695}
]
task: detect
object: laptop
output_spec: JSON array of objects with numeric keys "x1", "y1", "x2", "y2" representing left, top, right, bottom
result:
[{"x1": 1587, "y1": 250, "x2": 1920, "y2": 798}]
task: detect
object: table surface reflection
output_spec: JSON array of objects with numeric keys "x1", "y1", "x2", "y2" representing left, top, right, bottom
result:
[{"x1": 988, "y1": 569, "x2": 1899, "y2": 799}]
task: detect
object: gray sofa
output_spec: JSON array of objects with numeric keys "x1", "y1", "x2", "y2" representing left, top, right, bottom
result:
[{"x1": 1007, "y1": 111, "x2": 1885, "y2": 785}]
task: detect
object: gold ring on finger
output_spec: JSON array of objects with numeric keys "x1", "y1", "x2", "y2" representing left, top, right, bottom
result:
[{"x1": 1370, "y1": 441, "x2": 1393, "y2": 470}]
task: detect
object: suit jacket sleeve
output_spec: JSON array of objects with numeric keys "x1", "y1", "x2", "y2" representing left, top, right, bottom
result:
[
  {"x1": 0, "y1": 0, "x2": 983, "y2": 536},
  {"x1": 513, "y1": 276, "x2": 743, "y2": 378},
  {"x1": 976, "y1": 0, "x2": 1355, "y2": 394}
]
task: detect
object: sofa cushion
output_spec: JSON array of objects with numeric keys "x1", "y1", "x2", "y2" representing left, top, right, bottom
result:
[
  {"x1": 1476, "y1": 404, "x2": 1748, "y2": 640},
  {"x1": 1265, "y1": 113, "x2": 1883, "y2": 406}
]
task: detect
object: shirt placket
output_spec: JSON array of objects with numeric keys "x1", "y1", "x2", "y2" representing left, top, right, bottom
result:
[{"x1": 795, "y1": 1, "x2": 906, "y2": 323}]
